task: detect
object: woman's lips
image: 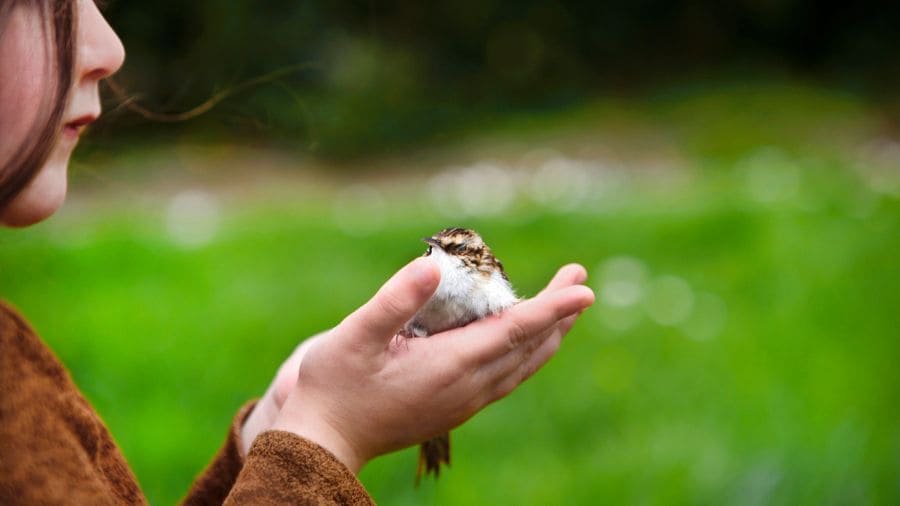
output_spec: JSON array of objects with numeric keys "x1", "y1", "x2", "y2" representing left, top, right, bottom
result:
[{"x1": 63, "y1": 115, "x2": 97, "y2": 139}]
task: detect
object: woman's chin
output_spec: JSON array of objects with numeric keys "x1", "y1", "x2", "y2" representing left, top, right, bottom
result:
[
  {"x1": 0, "y1": 161, "x2": 68, "y2": 228},
  {"x1": 0, "y1": 192, "x2": 66, "y2": 227}
]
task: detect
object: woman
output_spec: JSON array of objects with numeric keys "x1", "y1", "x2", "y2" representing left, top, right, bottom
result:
[{"x1": 0, "y1": 1, "x2": 595, "y2": 504}]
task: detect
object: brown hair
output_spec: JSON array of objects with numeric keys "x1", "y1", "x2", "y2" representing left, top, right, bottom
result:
[{"x1": 0, "y1": 0, "x2": 76, "y2": 210}]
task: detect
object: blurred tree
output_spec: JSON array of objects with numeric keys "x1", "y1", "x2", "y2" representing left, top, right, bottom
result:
[{"x1": 98, "y1": 0, "x2": 900, "y2": 157}]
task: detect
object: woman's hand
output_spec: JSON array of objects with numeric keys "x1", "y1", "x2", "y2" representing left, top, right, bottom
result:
[{"x1": 245, "y1": 258, "x2": 594, "y2": 472}]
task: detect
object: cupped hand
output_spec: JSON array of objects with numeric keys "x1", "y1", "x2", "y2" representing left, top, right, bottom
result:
[{"x1": 251, "y1": 258, "x2": 594, "y2": 472}]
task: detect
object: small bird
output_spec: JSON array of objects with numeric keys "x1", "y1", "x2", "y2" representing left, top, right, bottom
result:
[{"x1": 403, "y1": 227, "x2": 519, "y2": 483}]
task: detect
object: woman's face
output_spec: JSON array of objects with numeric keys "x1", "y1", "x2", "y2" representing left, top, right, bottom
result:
[{"x1": 0, "y1": 0, "x2": 124, "y2": 227}]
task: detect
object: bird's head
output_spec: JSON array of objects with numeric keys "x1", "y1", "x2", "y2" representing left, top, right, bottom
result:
[
  {"x1": 423, "y1": 227, "x2": 506, "y2": 278},
  {"x1": 423, "y1": 227, "x2": 485, "y2": 257}
]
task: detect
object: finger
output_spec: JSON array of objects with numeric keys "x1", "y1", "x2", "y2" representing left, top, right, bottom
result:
[
  {"x1": 557, "y1": 313, "x2": 578, "y2": 337},
  {"x1": 482, "y1": 309, "x2": 582, "y2": 383},
  {"x1": 538, "y1": 263, "x2": 588, "y2": 296},
  {"x1": 337, "y1": 257, "x2": 440, "y2": 348},
  {"x1": 446, "y1": 284, "x2": 594, "y2": 364}
]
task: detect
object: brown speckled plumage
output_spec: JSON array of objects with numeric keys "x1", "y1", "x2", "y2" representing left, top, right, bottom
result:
[
  {"x1": 424, "y1": 227, "x2": 509, "y2": 280},
  {"x1": 411, "y1": 228, "x2": 518, "y2": 485}
]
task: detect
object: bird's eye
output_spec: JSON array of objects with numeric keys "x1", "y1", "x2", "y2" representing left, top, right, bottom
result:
[
  {"x1": 452, "y1": 243, "x2": 466, "y2": 253},
  {"x1": 426, "y1": 245, "x2": 433, "y2": 255}
]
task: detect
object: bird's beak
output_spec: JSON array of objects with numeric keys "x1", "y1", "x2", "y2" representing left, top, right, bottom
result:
[{"x1": 423, "y1": 237, "x2": 440, "y2": 247}]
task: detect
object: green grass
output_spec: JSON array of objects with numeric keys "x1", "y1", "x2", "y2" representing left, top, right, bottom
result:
[{"x1": 1, "y1": 82, "x2": 898, "y2": 504}]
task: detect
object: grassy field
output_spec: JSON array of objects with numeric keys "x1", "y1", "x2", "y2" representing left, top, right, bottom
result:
[{"x1": 1, "y1": 81, "x2": 898, "y2": 504}]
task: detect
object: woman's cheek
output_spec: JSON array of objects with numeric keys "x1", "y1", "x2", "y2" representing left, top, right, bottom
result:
[{"x1": 0, "y1": 6, "x2": 52, "y2": 164}]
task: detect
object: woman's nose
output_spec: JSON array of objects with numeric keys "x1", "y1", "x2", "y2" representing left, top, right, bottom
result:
[{"x1": 75, "y1": 0, "x2": 125, "y2": 83}]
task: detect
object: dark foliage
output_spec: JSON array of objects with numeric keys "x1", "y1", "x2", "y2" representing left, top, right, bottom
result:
[{"x1": 99, "y1": 1, "x2": 900, "y2": 156}]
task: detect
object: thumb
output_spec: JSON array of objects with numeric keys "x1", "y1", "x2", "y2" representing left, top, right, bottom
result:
[{"x1": 337, "y1": 257, "x2": 440, "y2": 347}]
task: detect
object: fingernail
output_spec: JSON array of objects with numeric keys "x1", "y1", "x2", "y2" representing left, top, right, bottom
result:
[{"x1": 572, "y1": 264, "x2": 588, "y2": 283}]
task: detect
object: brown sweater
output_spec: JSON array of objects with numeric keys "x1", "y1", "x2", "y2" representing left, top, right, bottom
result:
[{"x1": 0, "y1": 301, "x2": 374, "y2": 505}]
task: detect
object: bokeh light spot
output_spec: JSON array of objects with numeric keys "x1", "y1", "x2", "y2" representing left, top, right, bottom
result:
[
  {"x1": 596, "y1": 304, "x2": 643, "y2": 334},
  {"x1": 645, "y1": 275, "x2": 695, "y2": 326},
  {"x1": 856, "y1": 137, "x2": 900, "y2": 198},
  {"x1": 529, "y1": 156, "x2": 592, "y2": 212},
  {"x1": 428, "y1": 163, "x2": 517, "y2": 218},
  {"x1": 166, "y1": 190, "x2": 220, "y2": 248},
  {"x1": 597, "y1": 256, "x2": 648, "y2": 307},
  {"x1": 594, "y1": 256, "x2": 648, "y2": 332},
  {"x1": 737, "y1": 147, "x2": 801, "y2": 204}
]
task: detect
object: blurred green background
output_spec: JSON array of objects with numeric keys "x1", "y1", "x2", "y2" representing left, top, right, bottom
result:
[{"x1": 2, "y1": 1, "x2": 900, "y2": 504}]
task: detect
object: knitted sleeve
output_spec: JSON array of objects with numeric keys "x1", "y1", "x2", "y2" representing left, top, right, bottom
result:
[
  {"x1": 0, "y1": 301, "x2": 147, "y2": 505},
  {"x1": 0, "y1": 301, "x2": 374, "y2": 506},
  {"x1": 180, "y1": 404, "x2": 374, "y2": 505},
  {"x1": 225, "y1": 431, "x2": 374, "y2": 505}
]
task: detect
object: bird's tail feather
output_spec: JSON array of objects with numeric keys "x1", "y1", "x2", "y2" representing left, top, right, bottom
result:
[{"x1": 416, "y1": 433, "x2": 451, "y2": 485}]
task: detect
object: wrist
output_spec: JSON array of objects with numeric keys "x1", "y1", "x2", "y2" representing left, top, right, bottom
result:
[
  {"x1": 271, "y1": 399, "x2": 367, "y2": 474},
  {"x1": 239, "y1": 391, "x2": 281, "y2": 456}
]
